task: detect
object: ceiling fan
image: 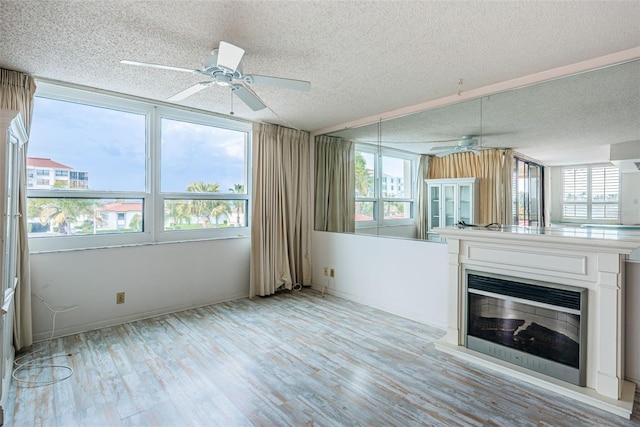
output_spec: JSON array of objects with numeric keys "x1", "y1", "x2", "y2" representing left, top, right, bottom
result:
[
  {"x1": 120, "y1": 41, "x2": 311, "y2": 111},
  {"x1": 430, "y1": 135, "x2": 482, "y2": 157}
]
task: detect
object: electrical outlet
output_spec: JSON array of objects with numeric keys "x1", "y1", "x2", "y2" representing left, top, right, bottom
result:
[
  {"x1": 116, "y1": 292, "x2": 125, "y2": 304},
  {"x1": 330, "y1": 268, "x2": 335, "y2": 278},
  {"x1": 324, "y1": 267, "x2": 328, "y2": 276}
]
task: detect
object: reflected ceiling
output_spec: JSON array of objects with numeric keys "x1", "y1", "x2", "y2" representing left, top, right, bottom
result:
[{"x1": 326, "y1": 60, "x2": 640, "y2": 166}]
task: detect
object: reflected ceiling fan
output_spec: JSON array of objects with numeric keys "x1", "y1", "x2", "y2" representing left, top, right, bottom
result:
[
  {"x1": 121, "y1": 41, "x2": 311, "y2": 111},
  {"x1": 430, "y1": 135, "x2": 482, "y2": 157}
]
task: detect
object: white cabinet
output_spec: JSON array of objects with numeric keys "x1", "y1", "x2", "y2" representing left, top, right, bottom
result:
[
  {"x1": 425, "y1": 178, "x2": 479, "y2": 235},
  {"x1": 0, "y1": 109, "x2": 26, "y2": 424}
]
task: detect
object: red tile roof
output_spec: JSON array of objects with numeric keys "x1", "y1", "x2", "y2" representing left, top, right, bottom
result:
[{"x1": 27, "y1": 157, "x2": 72, "y2": 169}]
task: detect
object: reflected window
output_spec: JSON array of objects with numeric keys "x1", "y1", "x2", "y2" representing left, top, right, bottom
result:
[
  {"x1": 562, "y1": 164, "x2": 619, "y2": 223},
  {"x1": 355, "y1": 144, "x2": 417, "y2": 228},
  {"x1": 513, "y1": 157, "x2": 544, "y2": 226}
]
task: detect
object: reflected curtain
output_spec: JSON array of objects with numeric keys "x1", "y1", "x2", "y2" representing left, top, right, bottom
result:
[
  {"x1": 429, "y1": 149, "x2": 512, "y2": 225},
  {"x1": 0, "y1": 68, "x2": 35, "y2": 350},
  {"x1": 250, "y1": 123, "x2": 312, "y2": 297},
  {"x1": 415, "y1": 155, "x2": 430, "y2": 239},
  {"x1": 314, "y1": 135, "x2": 355, "y2": 233}
]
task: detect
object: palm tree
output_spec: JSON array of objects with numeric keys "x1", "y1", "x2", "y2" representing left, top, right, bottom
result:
[
  {"x1": 186, "y1": 182, "x2": 224, "y2": 228},
  {"x1": 228, "y1": 184, "x2": 245, "y2": 226},
  {"x1": 36, "y1": 198, "x2": 96, "y2": 235}
]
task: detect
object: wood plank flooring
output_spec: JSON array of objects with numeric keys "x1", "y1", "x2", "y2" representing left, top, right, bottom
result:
[{"x1": 6, "y1": 290, "x2": 640, "y2": 426}]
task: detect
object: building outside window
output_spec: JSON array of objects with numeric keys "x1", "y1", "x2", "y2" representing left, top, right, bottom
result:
[{"x1": 27, "y1": 82, "x2": 251, "y2": 251}]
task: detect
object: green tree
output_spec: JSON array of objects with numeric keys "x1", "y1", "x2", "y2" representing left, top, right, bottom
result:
[
  {"x1": 32, "y1": 198, "x2": 97, "y2": 235},
  {"x1": 185, "y1": 182, "x2": 230, "y2": 228},
  {"x1": 165, "y1": 200, "x2": 191, "y2": 229},
  {"x1": 354, "y1": 152, "x2": 370, "y2": 198},
  {"x1": 129, "y1": 213, "x2": 142, "y2": 232}
]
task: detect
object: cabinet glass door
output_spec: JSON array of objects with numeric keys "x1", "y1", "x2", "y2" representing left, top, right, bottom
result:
[
  {"x1": 459, "y1": 183, "x2": 472, "y2": 224},
  {"x1": 444, "y1": 184, "x2": 456, "y2": 226},
  {"x1": 429, "y1": 185, "x2": 440, "y2": 229}
]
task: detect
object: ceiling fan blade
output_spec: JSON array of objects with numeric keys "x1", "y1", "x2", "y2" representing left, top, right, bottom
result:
[
  {"x1": 431, "y1": 145, "x2": 457, "y2": 151},
  {"x1": 244, "y1": 75, "x2": 311, "y2": 92},
  {"x1": 231, "y1": 85, "x2": 267, "y2": 111},
  {"x1": 120, "y1": 60, "x2": 198, "y2": 74},
  {"x1": 217, "y1": 41, "x2": 245, "y2": 72},
  {"x1": 167, "y1": 82, "x2": 212, "y2": 102}
]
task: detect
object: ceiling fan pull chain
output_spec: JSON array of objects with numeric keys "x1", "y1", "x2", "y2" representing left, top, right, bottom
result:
[{"x1": 230, "y1": 90, "x2": 234, "y2": 115}]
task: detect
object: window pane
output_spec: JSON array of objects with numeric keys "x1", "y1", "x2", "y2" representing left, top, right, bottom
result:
[
  {"x1": 161, "y1": 118, "x2": 247, "y2": 193},
  {"x1": 562, "y1": 204, "x2": 588, "y2": 219},
  {"x1": 383, "y1": 201, "x2": 412, "y2": 219},
  {"x1": 592, "y1": 203, "x2": 619, "y2": 219},
  {"x1": 164, "y1": 199, "x2": 246, "y2": 230},
  {"x1": 29, "y1": 97, "x2": 146, "y2": 191},
  {"x1": 591, "y1": 166, "x2": 619, "y2": 202},
  {"x1": 28, "y1": 198, "x2": 143, "y2": 236},
  {"x1": 563, "y1": 168, "x2": 588, "y2": 202},
  {"x1": 355, "y1": 201, "x2": 375, "y2": 221},
  {"x1": 355, "y1": 150, "x2": 374, "y2": 198},
  {"x1": 382, "y1": 155, "x2": 411, "y2": 198}
]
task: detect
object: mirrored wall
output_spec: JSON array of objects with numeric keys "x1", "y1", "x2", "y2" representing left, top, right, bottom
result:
[{"x1": 314, "y1": 59, "x2": 640, "y2": 241}]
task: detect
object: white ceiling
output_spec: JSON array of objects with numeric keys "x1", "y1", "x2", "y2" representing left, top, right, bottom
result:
[{"x1": 1, "y1": 1, "x2": 639, "y2": 164}]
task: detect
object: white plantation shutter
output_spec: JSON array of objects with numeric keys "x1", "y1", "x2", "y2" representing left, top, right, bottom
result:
[
  {"x1": 563, "y1": 167, "x2": 588, "y2": 202},
  {"x1": 562, "y1": 165, "x2": 619, "y2": 222},
  {"x1": 562, "y1": 167, "x2": 588, "y2": 219}
]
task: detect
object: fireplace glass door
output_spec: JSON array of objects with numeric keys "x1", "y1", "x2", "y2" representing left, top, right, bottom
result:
[{"x1": 466, "y1": 271, "x2": 587, "y2": 386}]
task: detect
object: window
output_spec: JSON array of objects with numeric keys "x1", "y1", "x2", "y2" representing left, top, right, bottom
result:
[
  {"x1": 27, "y1": 83, "x2": 251, "y2": 251},
  {"x1": 562, "y1": 164, "x2": 619, "y2": 223},
  {"x1": 160, "y1": 114, "x2": 248, "y2": 233},
  {"x1": 513, "y1": 157, "x2": 544, "y2": 226},
  {"x1": 354, "y1": 144, "x2": 416, "y2": 228}
]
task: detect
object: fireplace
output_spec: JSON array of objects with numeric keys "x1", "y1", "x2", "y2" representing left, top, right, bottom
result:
[
  {"x1": 465, "y1": 271, "x2": 587, "y2": 386},
  {"x1": 434, "y1": 225, "x2": 639, "y2": 418}
]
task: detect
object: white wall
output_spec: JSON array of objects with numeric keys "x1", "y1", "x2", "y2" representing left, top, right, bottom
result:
[
  {"x1": 30, "y1": 237, "x2": 250, "y2": 341},
  {"x1": 311, "y1": 230, "x2": 449, "y2": 328},
  {"x1": 621, "y1": 173, "x2": 640, "y2": 225}
]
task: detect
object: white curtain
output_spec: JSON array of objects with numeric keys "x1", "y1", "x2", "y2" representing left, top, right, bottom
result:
[
  {"x1": 0, "y1": 68, "x2": 35, "y2": 350},
  {"x1": 314, "y1": 135, "x2": 355, "y2": 233},
  {"x1": 250, "y1": 123, "x2": 312, "y2": 297},
  {"x1": 415, "y1": 155, "x2": 430, "y2": 240}
]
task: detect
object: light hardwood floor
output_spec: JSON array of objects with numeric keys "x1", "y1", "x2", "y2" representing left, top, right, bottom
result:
[{"x1": 6, "y1": 290, "x2": 640, "y2": 426}]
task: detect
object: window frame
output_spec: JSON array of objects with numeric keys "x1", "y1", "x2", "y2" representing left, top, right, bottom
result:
[
  {"x1": 28, "y1": 82, "x2": 252, "y2": 252},
  {"x1": 354, "y1": 143, "x2": 417, "y2": 230},
  {"x1": 561, "y1": 163, "x2": 620, "y2": 224}
]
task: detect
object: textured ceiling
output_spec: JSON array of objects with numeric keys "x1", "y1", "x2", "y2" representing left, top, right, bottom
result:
[{"x1": 1, "y1": 1, "x2": 639, "y2": 164}]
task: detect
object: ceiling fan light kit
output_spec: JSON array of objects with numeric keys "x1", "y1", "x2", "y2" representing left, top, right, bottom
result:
[
  {"x1": 432, "y1": 135, "x2": 483, "y2": 157},
  {"x1": 121, "y1": 41, "x2": 311, "y2": 112}
]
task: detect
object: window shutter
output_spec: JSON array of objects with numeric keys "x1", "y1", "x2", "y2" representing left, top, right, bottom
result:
[{"x1": 563, "y1": 167, "x2": 588, "y2": 202}]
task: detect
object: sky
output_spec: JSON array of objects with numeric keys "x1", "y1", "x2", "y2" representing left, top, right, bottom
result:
[{"x1": 29, "y1": 97, "x2": 247, "y2": 193}]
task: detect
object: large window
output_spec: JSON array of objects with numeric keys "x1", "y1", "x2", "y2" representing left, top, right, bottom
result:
[
  {"x1": 354, "y1": 144, "x2": 416, "y2": 228},
  {"x1": 27, "y1": 83, "x2": 251, "y2": 251},
  {"x1": 562, "y1": 164, "x2": 619, "y2": 223}
]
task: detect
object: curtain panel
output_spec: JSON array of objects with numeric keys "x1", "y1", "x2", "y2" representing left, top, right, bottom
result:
[
  {"x1": 314, "y1": 135, "x2": 355, "y2": 233},
  {"x1": 250, "y1": 123, "x2": 312, "y2": 297},
  {"x1": 428, "y1": 149, "x2": 512, "y2": 225},
  {"x1": 0, "y1": 68, "x2": 35, "y2": 350}
]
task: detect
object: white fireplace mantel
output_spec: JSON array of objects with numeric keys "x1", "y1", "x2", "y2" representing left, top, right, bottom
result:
[{"x1": 435, "y1": 225, "x2": 640, "y2": 419}]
